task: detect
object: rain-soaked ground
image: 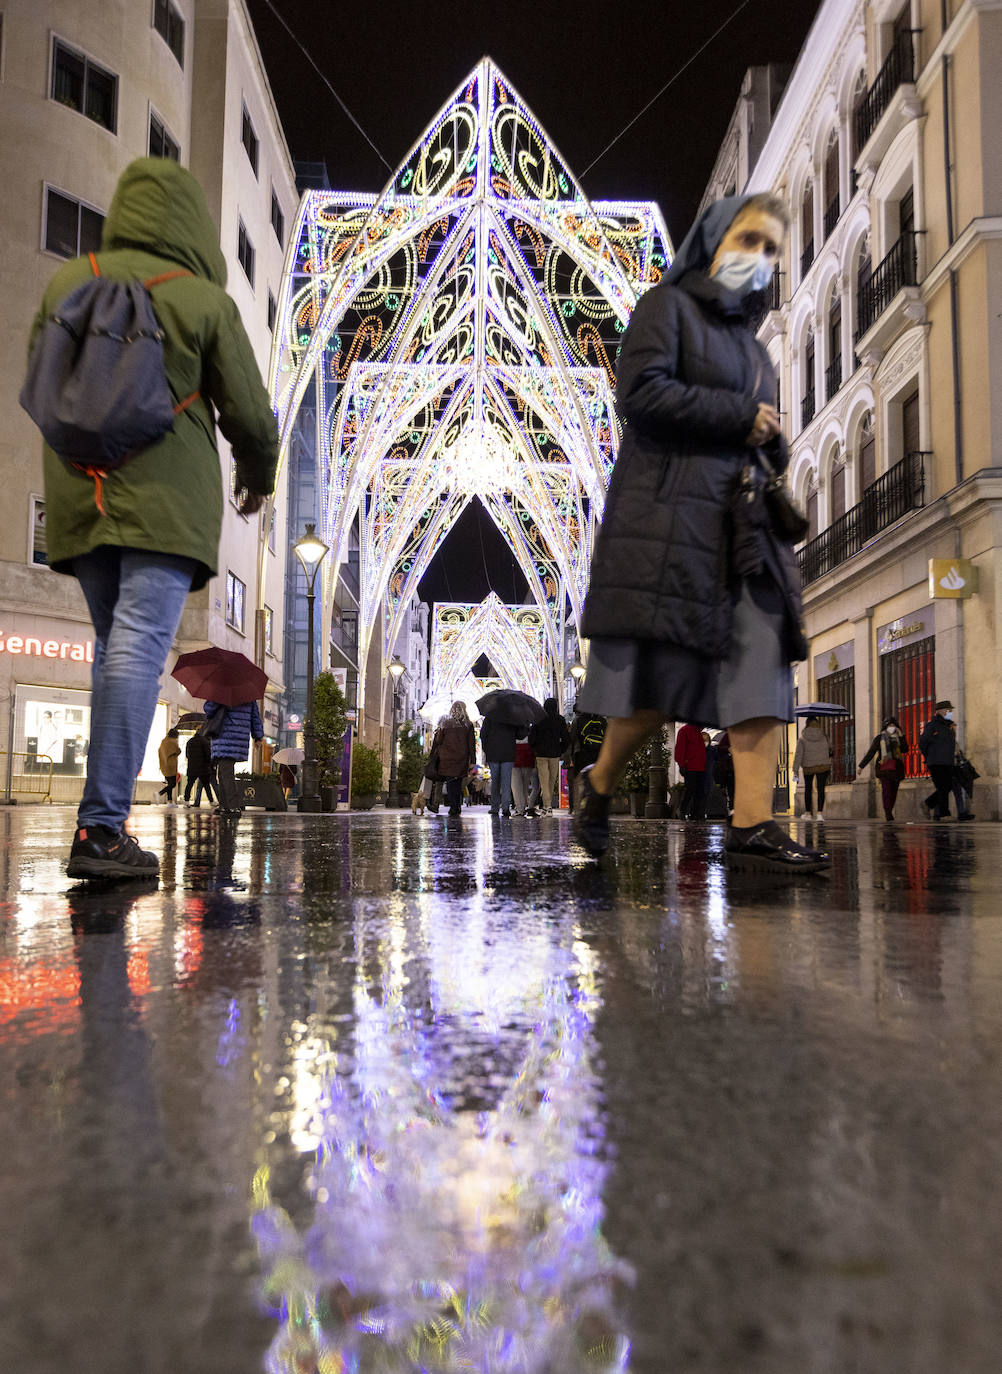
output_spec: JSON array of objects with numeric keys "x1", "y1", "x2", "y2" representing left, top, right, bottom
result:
[{"x1": 2, "y1": 805, "x2": 1002, "y2": 1374}]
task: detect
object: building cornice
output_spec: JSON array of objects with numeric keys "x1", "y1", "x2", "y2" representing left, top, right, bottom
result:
[{"x1": 921, "y1": 216, "x2": 1002, "y2": 299}]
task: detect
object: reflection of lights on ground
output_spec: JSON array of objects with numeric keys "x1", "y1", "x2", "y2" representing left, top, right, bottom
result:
[{"x1": 252, "y1": 915, "x2": 633, "y2": 1372}]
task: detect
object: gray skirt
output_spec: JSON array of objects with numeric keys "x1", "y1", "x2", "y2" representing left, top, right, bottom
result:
[{"x1": 578, "y1": 576, "x2": 794, "y2": 729}]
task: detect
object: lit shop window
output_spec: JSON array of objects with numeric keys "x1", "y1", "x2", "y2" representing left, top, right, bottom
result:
[
  {"x1": 21, "y1": 696, "x2": 91, "y2": 776},
  {"x1": 226, "y1": 571, "x2": 245, "y2": 633}
]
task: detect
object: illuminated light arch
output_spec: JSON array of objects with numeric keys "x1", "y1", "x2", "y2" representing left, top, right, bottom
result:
[
  {"x1": 423, "y1": 596, "x2": 551, "y2": 719},
  {"x1": 271, "y1": 58, "x2": 672, "y2": 712}
]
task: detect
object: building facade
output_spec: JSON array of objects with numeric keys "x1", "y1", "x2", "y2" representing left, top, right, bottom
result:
[
  {"x1": 729, "y1": 0, "x2": 1002, "y2": 818},
  {"x1": 0, "y1": 0, "x2": 295, "y2": 801}
]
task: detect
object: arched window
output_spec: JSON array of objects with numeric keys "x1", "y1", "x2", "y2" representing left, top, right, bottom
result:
[
  {"x1": 854, "y1": 236, "x2": 873, "y2": 344},
  {"x1": 831, "y1": 454, "x2": 846, "y2": 522},
  {"x1": 859, "y1": 411, "x2": 876, "y2": 492},
  {"x1": 802, "y1": 327, "x2": 816, "y2": 428},
  {"x1": 823, "y1": 131, "x2": 840, "y2": 239},
  {"x1": 826, "y1": 282, "x2": 843, "y2": 401},
  {"x1": 801, "y1": 182, "x2": 815, "y2": 278},
  {"x1": 850, "y1": 70, "x2": 868, "y2": 169}
]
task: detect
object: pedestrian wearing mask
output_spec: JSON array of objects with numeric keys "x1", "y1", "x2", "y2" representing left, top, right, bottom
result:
[
  {"x1": 572, "y1": 194, "x2": 827, "y2": 870},
  {"x1": 793, "y1": 715, "x2": 833, "y2": 820},
  {"x1": 858, "y1": 716, "x2": 907, "y2": 822},
  {"x1": 920, "y1": 701, "x2": 958, "y2": 821}
]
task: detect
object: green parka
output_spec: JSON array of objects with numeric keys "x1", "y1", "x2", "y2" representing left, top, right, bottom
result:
[{"x1": 29, "y1": 158, "x2": 278, "y2": 590}]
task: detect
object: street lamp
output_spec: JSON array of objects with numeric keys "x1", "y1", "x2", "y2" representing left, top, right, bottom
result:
[
  {"x1": 293, "y1": 522, "x2": 329, "y2": 813},
  {"x1": 386, "y1": 655, "x2": 406, "y2": 808}
]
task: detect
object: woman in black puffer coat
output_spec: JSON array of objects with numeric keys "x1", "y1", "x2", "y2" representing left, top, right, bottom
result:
[{"x1": 574, "y1": 194, "x2": 827, "y2": 872}]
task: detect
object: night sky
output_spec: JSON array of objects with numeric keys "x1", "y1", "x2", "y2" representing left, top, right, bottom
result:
[{"x1": 246, "y1": 0, "x2": 822, "y2": 604}]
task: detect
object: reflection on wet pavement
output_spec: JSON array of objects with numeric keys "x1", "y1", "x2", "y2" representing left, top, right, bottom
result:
[{"x1": 2, "y1": 808, "x2": 1002, "y2": 1373}]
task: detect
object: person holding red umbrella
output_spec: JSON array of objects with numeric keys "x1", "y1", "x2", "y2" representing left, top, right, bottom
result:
[{"x1": 203, "y1": 698, "x2": 264, "y2": 815}]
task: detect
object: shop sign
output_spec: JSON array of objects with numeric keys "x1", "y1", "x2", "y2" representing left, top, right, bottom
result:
[
  {"x1": 814, "y1": 639, "x2": 855, "y2": 679},
  {"x1": 877, "y1": 615, "x2": 931, "y2": 656},
  {"x1": 929, "y1": 558, "x2": 978, "y2": 599},
  {"x1": 0, "y1": 632, "x2": 93, "y2": 661}
]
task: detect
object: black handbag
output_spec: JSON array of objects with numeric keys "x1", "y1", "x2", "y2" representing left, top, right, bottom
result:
[
  {"x1": 758, "y1": 449, "x2": 810, "y2": 543},
  {"x1": 956, "y1": 756, "x2": 979, "y2": 790},
  {"x1": 201, "y1": 707, "x2": 225, "y2": 739}
]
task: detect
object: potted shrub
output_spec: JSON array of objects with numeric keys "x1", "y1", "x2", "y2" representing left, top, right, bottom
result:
[
  {"x1": 350, "y1": 740, "x2": 384, "y2": 810},
  {"x1": 312, "y1": 671, "x2": 348, "y2": 810},
  {"x1": 622, "y1": 727, "x2": 673, "y2": 816},
  {"x1": 395, "y1": 721, "x2": 426, "y2": 806}
]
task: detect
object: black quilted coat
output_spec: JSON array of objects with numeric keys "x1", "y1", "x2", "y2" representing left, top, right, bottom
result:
[{"x1": 581, "y1": 270, "x2": 806, "y2": 662}]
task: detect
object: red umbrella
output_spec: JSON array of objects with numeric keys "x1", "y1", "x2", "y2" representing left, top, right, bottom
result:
[{"x1": 171, "y1": 647, "x2": 268, "y2": 707}]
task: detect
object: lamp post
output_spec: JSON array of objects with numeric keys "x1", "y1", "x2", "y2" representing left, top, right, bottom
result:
[
  {"x1": 645, "y1": 728, "x2": 670, "y2": 819},
  {"x1": 293, "y1": 523, "x2": 329, "y2": 813},
  {"x1": 386, "y1": 655, "x2": 406, "y2": 808},
  {"x1": 569, "y1": 659, "x2": 586, "y2": 693}
]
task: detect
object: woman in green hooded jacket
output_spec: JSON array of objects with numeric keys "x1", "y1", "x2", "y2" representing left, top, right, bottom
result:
[{"x1": 28, "y1": 158, "x2": 278, "y2": 879}]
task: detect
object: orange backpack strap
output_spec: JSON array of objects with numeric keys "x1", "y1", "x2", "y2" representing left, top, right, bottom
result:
[{"x1": 88, "y1": 252, "x2": 101, "y2": 277}]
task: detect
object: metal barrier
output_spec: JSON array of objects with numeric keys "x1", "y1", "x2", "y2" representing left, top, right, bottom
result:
[{"x1": 1, "y1": 752, "x2": 54, "y2": 803}]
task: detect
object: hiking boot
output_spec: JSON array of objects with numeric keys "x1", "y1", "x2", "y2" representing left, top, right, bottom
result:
[
  {"x1": 725, "y1": 820, "x2": 829, "y2": 873},
  {"x1": 66, "y1": 825, "x2": 159, "y2": 880},
  {"x1": 572, "y1": 766, "x2": 611, "y2": 855}
]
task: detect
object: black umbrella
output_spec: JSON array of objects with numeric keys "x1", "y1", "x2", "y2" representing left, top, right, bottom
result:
[
  {"x1": 476, "y1": 689, "x2": 545, "y2": 727},
  {"x1": 794, "y1": 702, "x2": 850, "y2": 718}
]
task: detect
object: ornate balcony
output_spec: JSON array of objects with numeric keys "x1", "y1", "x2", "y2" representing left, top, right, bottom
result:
[
  {"x1": 801, "y1": 389, "x2": 816, "y2": 429},
  {"x1": 800, "y1": 238, "x2": 815, "y2": 279},
  {"x1": 797, "y1": 451, "x2": 927, "y2": 587},
  {"x1": 856, "y1": 231, "x2": 919, "y2": 339},
  {"x1": 855, "y1": 29, "x2": 916, "y2": 151},
  {"x1": 825, "y1": 356, "x2": 843, "y2": 403}
]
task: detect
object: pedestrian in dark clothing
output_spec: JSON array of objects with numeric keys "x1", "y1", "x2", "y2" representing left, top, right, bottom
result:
[
  {"x1": 674, "y1": 722, "x2": 708, "y2": 820},
  {"x1": 948, "y1": 719, "x2": 977, "y2": 821},
  {"x1": 566, "y1": 705, "x2": 606, "y2": 812},
  {"x1": 529, "y1": 698, "x2": 571, "y2": 814},
  {"x1": 31, "y1": 159, "x2": 278, "y2": 879},
  {"x1": 277, "y1": 762, "x2": 297, "y2": 800},
  {"x1": 157, "y1": 728, "x2": 181, "y2": 803},
  {"x1": 712, "y1": 730, "x2": 735, "y2": 812},
  {"x1": 427, "y1": 702, "x2": 476, "y2": 816},
  {"x1": 571, "y1": 194, "x2": 827, "y2": 872},
  {"x1": 184, "y1": 729, "x2": 216, "y2": 807},
  {"x1": 858, "y1": 716, "x2": 907, "y2": 821},
  {"x1": 481, "y1": 714, "x2": 521, "y2": 817},
  {"x1": 920, "y1": 701, "x2": 958, "y2": 821},
  {"x1": 204, "y1": 698, "x2": 264, "y2": 814}
]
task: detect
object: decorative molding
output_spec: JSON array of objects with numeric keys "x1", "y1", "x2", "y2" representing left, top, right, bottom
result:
[{"x1": 920, "y1": 216, "x2": 1002, "y2": 300}]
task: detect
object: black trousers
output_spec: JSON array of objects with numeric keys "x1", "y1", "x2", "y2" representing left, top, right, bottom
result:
[
  {"x1": 680, "y1": 769, "x2": 705, "y2": 819},
  {"x1": 926, "y1": 764, "x2": 954, "y2": 819},
  {"x1": 804, "y1": 770, "x2": 829, "y2": 813},
  {"x1": 215, "y1": 758, "x2": 240, "y2": 810},
  {"x1": 444, "y1": 776, "x2": 463, "y2": 815}
]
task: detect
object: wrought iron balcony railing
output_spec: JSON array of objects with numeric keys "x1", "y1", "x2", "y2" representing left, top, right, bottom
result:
[
  {"x1": 801, "y1": 389, "x2": 816, "y2": 429},
  {"x1": 854, "y1": 28, "x2": 917, "y2": 150},
  {"x1": 797, "y1": 450, "x2": 928, "y2": 586},
  {"x1": 825, "y1": 355, "x2": 843, "y2": 403},
  {"x1": 856, "y1": 230, "x2": 919, "y2": 338},
  {"x1": 800, "y1": 238, "x2": 815, "y2": 279}
]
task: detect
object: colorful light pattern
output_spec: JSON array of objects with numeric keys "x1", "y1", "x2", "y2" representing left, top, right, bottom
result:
[
  {"x1": 271, "y1": 60, "x2": 672, "y2": 710},
  {"x1": 428, "y1": 596, "x2": 552, "y2": 711}
]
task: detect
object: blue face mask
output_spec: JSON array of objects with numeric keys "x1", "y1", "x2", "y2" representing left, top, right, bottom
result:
[{"x1": 712, "y1": 250, "x2": 774, "y2": 296}]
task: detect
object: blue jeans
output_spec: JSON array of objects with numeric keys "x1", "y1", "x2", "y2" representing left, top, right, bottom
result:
[
  {"x1": 73, "y1": 548, "x2": 196, "y2": 832},
  {"x1": 489, "y1": 760, "x2": 513, "y2": 814}
]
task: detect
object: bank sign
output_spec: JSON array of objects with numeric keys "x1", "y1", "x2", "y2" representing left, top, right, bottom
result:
[{"x1": 0, "y1": 631, "x2": 94, "y2": 661}]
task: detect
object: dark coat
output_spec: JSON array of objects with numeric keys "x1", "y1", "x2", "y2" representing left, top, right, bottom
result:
[
  {"x1": 480, "y1": 716, "x2": 520, "y2": 764},
  {"x1": 431, "y1": 722, "x2": 476, "y2": 779},
  {"x1": 528, "y1": 701, "x2": 571, "y2": 758},
  {"x1": 580, "y1": 271, "x2": 805, "y2": 661},
  {"x1": 859, "y1": 728, "x2": 909, "y2": 775},
  {"x1": 203, "y1": 699, "x2": 264, "y2": 761},
  {"x1": 919, "y1": 714, "x2": 954, "y2": 768},
  {"x1": 185, "y1": 730, "x2": 214, "y2": 782}
]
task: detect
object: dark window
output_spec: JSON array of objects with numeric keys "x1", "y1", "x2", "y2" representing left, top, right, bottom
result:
[
  {"x1": 267, "y1": 289, "x2": 277, "y2": 332},
  {"x1": 32, "y1": 497, "x2": 48, "y2": 567},
  {"x1": 881, "y1": 637, "x2": 935, "y2": 779},
  {"x1": 51, "y1": 39, "x2": 117, "y2": 133},
  {"x1": 270, "y1": 190, "x2": 284, "y2": 246},
  {"x1": 851, "y1": 70, "x2": 868, "y2": 163},
  {"x1": 241, "y1": 105, "x2": 259, "y2": 175},
  {"x1": 831, "y1": 464, "x2": 846, "y2": 522},
  {"x1": 149, "y1": 111, "x2": 180, "y2": 161},
  {"x1": 854, "y1": 243, "x2": 872, "y2": 343},
  {"x1": 153, "y1": 0, "x2": 185, "y2": 67},
  {"x1": 237, "y1": 218, "x2": 255, "y2": 286},
  {"x1": 341, "y1": 612, "x2": 358, "y2": 654},
  {"x1": 44, "y1": 188, "x2": 104, "y2": 258},
  {"x1": 826, "y1": 297, "x2": 843, "y2": 400},
  {"x1": 823, "y1": 135, "x2": 840, "y2": 237},
  {"x1": 860, "y1": 425, "x2": 876, "y2": 490},
  {"x1": 899, "y1": 186, "x2": 915, "y2": 237},
  {"x1": 801, "y1": 182, "x2": 814, "y2": 277},
  {"x1": 802, "y1": 335, "x2": 816, "y2": 427},
  {"x1": 816, "y1": 667, "x2": 855, "y2": 783},
  {"x1": 902, "y1": 387, "x2": 920, "y2": 455},
  {"x1": 807, "y1": 483, "x2": 819, "y2": 542}
]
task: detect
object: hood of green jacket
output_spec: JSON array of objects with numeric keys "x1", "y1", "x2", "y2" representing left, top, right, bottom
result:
[{"x1": 101, "y1": 157, "x2": 227, "y2": 287}]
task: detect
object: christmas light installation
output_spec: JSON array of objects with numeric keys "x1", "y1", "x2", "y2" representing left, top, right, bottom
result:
[
  {"x1": 271, "y1": 58, "x2": 672, "y2": 714},
  {"x1": 426, "y1": 596, "x2": 551, "y2": 719}
]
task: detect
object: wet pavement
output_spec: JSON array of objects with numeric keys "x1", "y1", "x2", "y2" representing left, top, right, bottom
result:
[{"x1": 2, "y1": 806, "x2": 1002, "y2": 1374}]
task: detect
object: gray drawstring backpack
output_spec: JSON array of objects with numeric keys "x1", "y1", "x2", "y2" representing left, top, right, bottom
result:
[{"x1": 20, "y1": 252, "x2": 198, "y2": 483}]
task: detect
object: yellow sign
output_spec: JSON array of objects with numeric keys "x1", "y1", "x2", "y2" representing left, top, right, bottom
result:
[{"x1": 929, "y1": 558, "x2": 978, "y2": 599}]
